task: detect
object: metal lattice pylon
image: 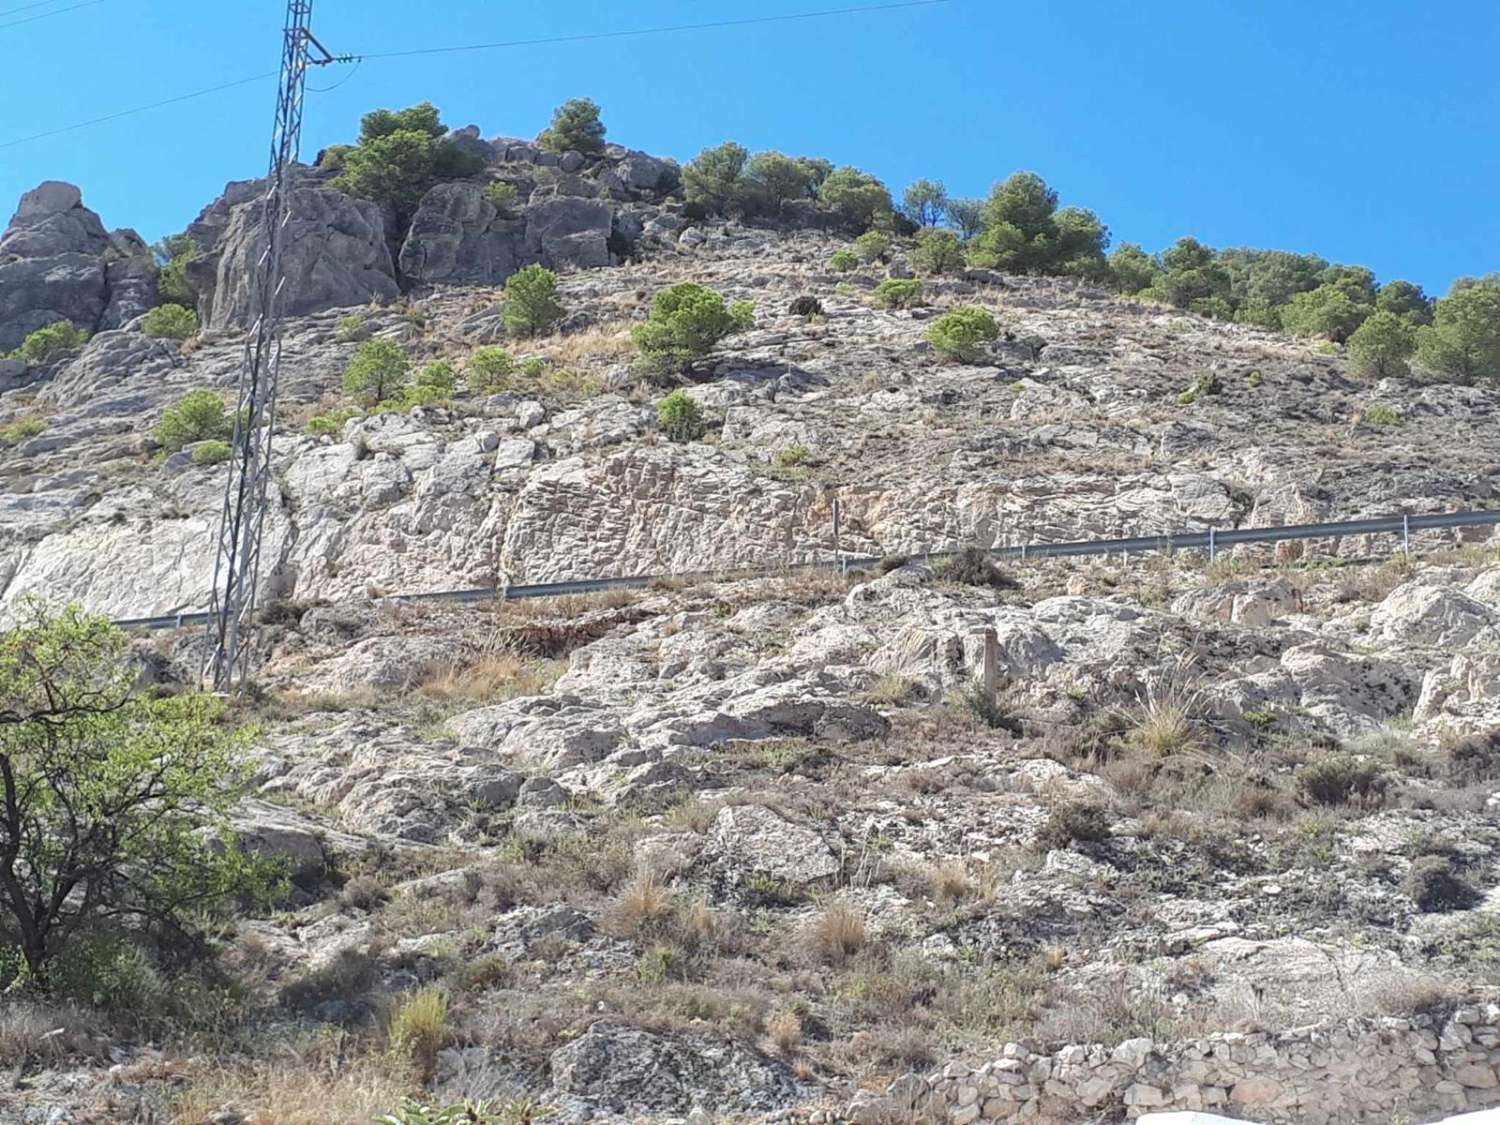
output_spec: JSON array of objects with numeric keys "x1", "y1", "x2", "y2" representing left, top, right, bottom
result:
[{"x1": 205, "y1": 0, "x2": 335, "y2": 691}]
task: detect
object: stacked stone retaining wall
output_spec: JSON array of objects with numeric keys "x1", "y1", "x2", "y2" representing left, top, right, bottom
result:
[{"x1": 846, "y1": 1004, "x2": 1500, "y2": 1124}]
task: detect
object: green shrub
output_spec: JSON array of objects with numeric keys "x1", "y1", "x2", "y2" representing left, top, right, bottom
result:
[
  {"x1": 142, "y1": 303, "x2": 198, "y2": 341},
  {"x1": 928, "y1": 307, "x2": 1000, "y2": 363},
  {"x1": 335, "y1": 314, "x2": 369, "y2": 343},
  {"x1": 1416, "y1": 276, "x2": 1500, "y2": 381},
  {"x1": 1361, "y1": 404, "x2": 1404, "y2": 427},
  {"x1": 331, "y1": 102, "x2": 483, "y2": 224},
  {"x1": 17, "y1": 321, "x2": 88, "y2": 366},
  {"x1": 47, "y1": 935, "x2": 164, "y2": 1014},
  {"x1": 947, "y1": 198, "x2": 987, "y2": 241},
  {"x1": 912, "y1": 228, "x2": 966, "y2": 275},
  {"x1": 967, "y1": 172, "x2": 1107, "y2": 279},
  {"x1": 502, "y1": 265, "x2": 564, "y2": 338},
  {"x1": 658, "y1": 391, "x2": 706, "y2": 442},
  {"x1": 683, "y1": 141, "x2": 751, "y2": 215},
  {"x1": 155, "y1": 390, "x2": 232, "y2": 452},
  {"x1": 1281, "y1": 284, "x2": 1370, "y2": 343},
  {"x1": 1178, "y1": 371, "x2": 1222, "y2": 405},
  {"x1": 1, "y1": 416, "x2": 46, "y2": 447},
  {"x1": 306, "y1": 407, "x2": 360, "y2": 437},
  {"x1": 874, "y1": 279, "x2": 924, "y2": 310},
  {"x1": 191, "y1": 440, "x2": 232, "y2": 466},
  {"x1": 342, "y1": 339, "x2": 411, "y2": 406},
  {"x1": 1406, "y1": 856, "x2": 1480, "y2": 913},
  {"x1": 744, "y1": 151, "x2": 823, "y2": 214},
  {"x1": 901, "y1": 179, "x2": 949, "y2": 227},
  {"x1": 853, "y1": 230, "x2": 891, "y2": 264},
  {"x1": 537, "y1": 98, "x2": 606, "y2": 156},
  {"x1": 387, "y1": 988, "x2": 449, "y2": 1080},
  {"x1": 775, "y1": 446, "x2": 810, "y2": 467},
  {"x1": 468, "y1": 347, "x2": 516, "y2": 392},
  {"x1": 1348, "y1": 311, "x2": 1417, "y2": 379},
  {"x1": 392, "y1": 361, "x2": 458, "y2": 411},
  {"x1": 1295, "y1": 753, "x2": 1387, "y2": 806},
  {"x1": 153, "y1": 234, "x2": 200, "y2": 305},
  {"x1": 829, "y1": 249, "x2": 858, "y2": 272},
  {"x1": 519, "y1": 356, "x2": 548, "y2": 380},
  {"x1": 818, "y1": 166, "x2": 894, "y2": 232},
  {"x1": 483, "y1": 181, "x2": 519, "y2": 212},
  {"x1": 632, "y1": 283, "x2": 754, "y2": 371}
]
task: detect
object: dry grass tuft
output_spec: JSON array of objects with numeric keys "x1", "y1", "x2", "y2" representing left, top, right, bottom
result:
[
  {"x1": 765, "y1": 1007, "x2": 803, "y2": 1055},
  {"x1": 534, "y1": 321, "x2": 635, "y2": 367},
  {"x1": 387, "y1": 988, "x2": 449, "y2": 1081},
  {"x1": 606, "y1": 869, "x2": 676, "y2": 938},
  {"x1": 416, "y1": 654, "x2": 564, "y2": 703},
  {"x1": 805, "y1": 898, "x2": 868, "y2": 965},
  {"x1": 174, "y1": 1046, "x2": 413, "y2": 1125},
  {"x1": 927, "y1": 861, "x2": 976, "y2": 905}
]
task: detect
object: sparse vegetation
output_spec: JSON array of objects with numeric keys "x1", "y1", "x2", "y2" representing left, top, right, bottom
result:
[
  {"x1": 536, "y1": 97, "x2": 606, "y2": 156},
  {"x1": 658, "y1": 390, "x2": 706, "y2": 442},
  {"x1": 142, "y1": 302, "x2": 199, "y2": 340},
  {"x1": 343, "y1": 338, "x2": 411, "y2": 406},
  {"x1": 1296, "y1": 754, "x2": 1388, "y2": 807},
  {"x1": 829, "y1": 249, "x2": 858, "y2": 272},
  {"x1": 1, "y1": 415, "x2": 46, "y2": 447},
  {"x1": 853, "y1": 230, "x2": 891, "y2": 264},
  {"x1": 191, "y1": 439, "x2": 232, "y2": 465},
  {"x1": 336, "y1": 313, "x2": 370, "y2": 343},
  {"x1": 16, "y1": 320, "x2": 87, "y2": 366},
  {"x1": 331, "y1": 102, "x2": 486, "y2": 225},
  {"x1": 154, "y1": 389, "x2": 233, "y2": 451},
  {"x1": 928, "y1": 307, "x2": 1000, "y2": 362}
]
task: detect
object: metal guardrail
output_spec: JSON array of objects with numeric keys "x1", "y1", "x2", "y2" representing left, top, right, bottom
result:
[{"x1": 112, "y1": 508, "x2": 1500, "y2": 632}]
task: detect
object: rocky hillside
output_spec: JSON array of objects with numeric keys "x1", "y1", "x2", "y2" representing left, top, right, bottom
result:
[{"x1": 1, "y1": 128, "x2": 1499, "y2": 1125}]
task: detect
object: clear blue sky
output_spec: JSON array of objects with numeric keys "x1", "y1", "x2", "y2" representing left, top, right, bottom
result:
[{"x1": 3, "y1": 0, "x2": 1496, "y2": 295}]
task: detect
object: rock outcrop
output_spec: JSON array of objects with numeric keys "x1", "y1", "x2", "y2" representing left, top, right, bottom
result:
[{"x1": 0, "y1": 181, "x2": 156, "y2": 352}]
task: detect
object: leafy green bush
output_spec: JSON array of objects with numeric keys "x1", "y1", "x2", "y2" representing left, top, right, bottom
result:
[
  {"x1": 519, "y1": 356, "x2": 548, "y2": 380},
  {"x1": 967, "y1": 172, "x2": 1108, "y2": 279},
  {"x1": 468, "y1": 347, "x2": 516, "y2": 392},
  {"x1": 1108, "y1": 243, "x2": 1158, "y2": 294},
  {"x1": 1376, "y1": 279, "x2": 1433, "y2": 325},
  {"x1": 683, "y1": 141, "x2": 750, "y2": 215},
  {"x1": 1416, "y1": 276, "x2": 1500, "y2": 381},
  {"x1": 191, "y1": 440, "x2": 232, "y2": 465},
  {"x1": 154, "y1": 390, "x2": 232, "y2": 452},
  {"x1": 0, "y1": 603, "x2": 281, "y2": 981},
  {"x1": 142, "y1": 303, "x2": 198, "y2": 341},
  {"x1": 483, "y1": 181, "x2": 519, "y2": 212},
  {"x1": 658, "y1": 391, "x2": 706, "y2": 442},
  {"x1": 1360, "y1": 405, "x2": 1404, "y2": 427},
  {"x1": 1, "y1": 416, "x2": 46, "y2": 447},
  {"x1": 818, "y1": 167, "x2": 894, "y2": 232},
  {"x1": 632, "y1": 283, "x2": 754, "y2": 371},
  {"x1": 1281, "y1": 284, "x2": 1370, "y2": 343},
  {"x1": 394, "y1": 361, "x2": 459, "y2": 410},
  {"x1": 1349, "y1": 311, "x2": 1417, "y2": 379},
  {"x1": 744, "y1": 151, "x2": 822, "y2": 214},
  {"x1": 305, "y1": 407, "x2": 360, "y2": 437},
  {"x1": 342, "y1": 339, "x2": 411, "y2": 406},
  {"x1": 17, "y1": 321, "x2": 87, "y2": 366},
  {"x1": 912, "y1": 228, "x2": 965, "y2": 275},
  {"x1": 829, "y1": 249, "x2": 858, "y2": 272},
  {"x1": 332, "y1": 102, "x2": 484, "y2": 224},
  {"x1": 853, "y1": 231, "x2": 891, "y2": 264},
  {"x1": 537, "y1": 98, "x2": 606, "y2": 156},
  {"x1": 335, "y1": 314, "x2": 369, "y2": 343},
  {"x1": 153, "y1": 234, "x2": 199, "y2": 305},
  {"x1": 502, "y1": 265, "x2": 564, "y2": 338},
  {"x1": 873, "y1": 278, "x2": 924, "y2": 310},
  {"x1": 928, "y1": 307, "x2": 1000, "y2": 363}
]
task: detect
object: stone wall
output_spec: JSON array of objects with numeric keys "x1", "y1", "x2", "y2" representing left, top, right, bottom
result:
[{"x1": 846, "y1": 1005, "x2": 1500, "y2": 1124}]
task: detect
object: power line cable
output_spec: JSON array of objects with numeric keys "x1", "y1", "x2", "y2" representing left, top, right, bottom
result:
[
  {"x1": 0, "y1": 0, "x2": 77, "y2": 17},
  {"x1": 0, "y1": 0, "x2": 951, "y2": 148},
  {"x1": 0, "y1": 0, "x2": 103, "y2": 29},
  {"x1": 348, "y1": 0, "x2": 950, "y2": 61}
]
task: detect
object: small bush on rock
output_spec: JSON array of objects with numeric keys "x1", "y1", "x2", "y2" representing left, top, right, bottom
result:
[
  {"x1": 632, "y1": 283, "x2": 754, "y2": 371},
  {"x1": 928, "y1": 307, "x2": 1001, "y2": 363},
  {"x1": 191, "y1": 440, "x2": 232, "y2": 466},
  {"x1": 658, "y1": 391, "x2": 706, "y2": 442},
  {"x1": 874, "y1": 279, "x2": 924, "y2": 310},
  {"x1": 468, "y1": 347, "x2": 516, "y2": 392},
  {"x1": 502, "y1": 265, "x2": 564, "y2": 338},
  {"x1": 483, "y1": 181, "x2": 518, "y2": 213},
  {"x1": 343, "y1": 339, "x2": 411, "y2": 406},
  {"x1": 829, "y1": 249, "x2": 858, "y2": 272},
  {"x1": 1, "y1": 416, "x2": 46, "y2": 447},
  {"x1": 153, "y1": 234, "x2": 199, "y2": 305},
  {"x1": 306, "y1": 406, "x2": 360, "y2": 437},
  {"x1": 1295, "y1": 753, "x2": 1388, "y2": 806},
  {"x1": 1035, "y1": 802, "x2": 1111, "y2": 850},
  {"x1": 912, "y1": 228, "x2": 966, "y2": 275},
  {"x1": 818, "y1": 166, "x2": 894, "y2": 232},
  {"x1": 142, "y1": 303, "x2": 198, "y2": 341},
  {"x1": 937, "y1": 546, "x2": 1018, "y2": 588},
  {"x1": 537, "y1": 97, "x2": 606, "y2": 156},
  {"x1": 387, "y1": 988, "x2": 449, "y2": 1080},
  {"x1": 155, "y1": 390, "x2": 232, "y2": 452},
  {"x1": 1348, "y1": 310, "x2": 1417, "y2": 379},
  {"x1": 1405, "y1": 856, "x2": 1481, "y2": 913},
  {"x1": 335, "y1": 314, "x2": 369, "y2": 343},
  {"x1": 853, "y1": 230, "x2": 891, "y2": 264},
  {"x1": 17, "y1": 321, "x2": 87, "y2": 366}
]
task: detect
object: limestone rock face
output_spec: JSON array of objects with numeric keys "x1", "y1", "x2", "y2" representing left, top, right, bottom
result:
[
  {"x1": 198, "y1": 183, "x2": 398, "y2": 328},
  {"x1": 397, "y1": 181, "x2": 521, "y2": 285}
]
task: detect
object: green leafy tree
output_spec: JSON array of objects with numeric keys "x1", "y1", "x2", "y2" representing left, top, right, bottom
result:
[
  {"x1": 743, "y1": 152, "x2": 821, "y2": 214},
  {"x1": 154, "y1": 390, "x2": 232, "y2": 452},
  {"x1": 1219, "y1": 248, "x2": 1325, "y2": 309},
  {"x1": 467, "y1": 347, "x2": 516, "y2": 392},
  {"x1": 1281, "y1": 284, "x2": 1370, "y2": 343},
  {"x1": 537, "y1": 98, "x2": 607, "y2": 156},
  {"x1": 901, "y1": 179, "x2": 949, "y2": 227},
  {"x1": 332, "y1": 103, "x2": 483, "y2": 225},
  {"x1": 1108, "y1": 243, "x2": 1157, "y2": 294},
  {"x1": 142, "y1": 305, "x2": 198, "y2": 341},
  {"x1": 17, "y1": 322, "x2": 88, "y2": 366},
  {"x1": 658, "y1": 391, "x2": 706, "y2": 442},
  {"x1": 1146, "y1": 238, "x2": 1232, "y2": 309},
  {"x1": 502, "y1": 265, "x2": 564, "y2": 338},
  {"x1": 928, "y1": 307, "x2": 1001, "y2": 363},
  {"x1": 0, "y1": 602, "x2": 279, "y2": 981},
  {"x1": 682, "y1": 142, "x2": 750, "y2": 215},
  {"x1": 1235, "y1": 297, "x2": 1283, "y2": 330},
  {"x1": 1319, "y1": 264, "x2": 1378, "y2": 307},
  {"x1": 342, "y1": 339, "x2": 411, "y2": 406},
  {"x1": 359, "y1": 103, "x2": 445, "y2": 142},
  {"x1": 152, "y1": 235, "x2": 199, "y2": 305},
  {"x1": 632, "y1": 284, "x2": 755, "y2": 371},
  {"x1": 912, "y1": 228, "x2": 966, "y2": 275},
  {"x1": 828, "y1": 249, "x2": 858, "y2": 272},
  {"x1": 1416, "y1": 276, "x2": 1500, "y2": 381},
  {"x1": 947, "y1": 198, "x2": 987, "y2": 241},
  {"x1": 1347, "y1": 311, "x2": 1417, "y2": 379},
  {"x1": 969, "y1": 172, "x2": 1106, "y2": 276},
  {"x1": 1376, "y1": 280, "x2": 1433, "y2": 325},
  {"x1": 817, "y1": 167, "x2": 894, "y2": 232}
]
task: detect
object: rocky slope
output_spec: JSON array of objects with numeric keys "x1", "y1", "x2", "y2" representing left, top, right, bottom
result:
[{"x1": 1, "y1": 132, "x2": 1499, "y2": 1124}]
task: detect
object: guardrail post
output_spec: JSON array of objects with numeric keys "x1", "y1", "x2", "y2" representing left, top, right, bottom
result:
[{"x1": 1402, "y1": 514, "x2": 1410, "y2": 557}]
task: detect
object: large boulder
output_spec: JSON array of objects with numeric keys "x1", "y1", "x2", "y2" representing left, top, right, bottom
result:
[
  {"x1": 548, "y1": 1022, "x2": 803, "y2": 1117},
  {"x1": 0, "y1": 253, "x2": 107, "y2": 353},
  {"x1": 525, "y1": 195, "x2": 613, "y2": 269},
  {"x1": 0, "y1": 180, "x2": 108, "y2": 258},
  {"x1": 188, "y1": 173, "x2": 398, "y2": 328},
  {"x1": 397, "y1": 182, "x2": 523, "y2": 285}
]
